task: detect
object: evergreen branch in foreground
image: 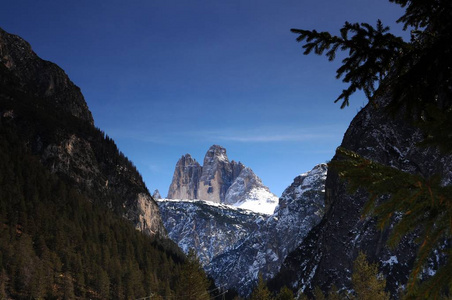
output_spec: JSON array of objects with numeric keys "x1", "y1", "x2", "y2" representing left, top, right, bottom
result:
[
  {"x1": 291, "y1": 21, "x2": 406, "y2": 108},
  {"x1": 330, "y1": 147, "x2": 452, "y2": 298}
]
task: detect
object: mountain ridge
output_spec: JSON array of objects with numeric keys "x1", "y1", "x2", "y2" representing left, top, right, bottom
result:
[
  {"x1": 167, "y1": 145, "x2": 278, "y2": 214},
  {"x1": 158, "y1": 163, "x2": 327, "y2": 296},
  {"x1": 0, "y1": 27, "x2": 165, "y2": 237}
]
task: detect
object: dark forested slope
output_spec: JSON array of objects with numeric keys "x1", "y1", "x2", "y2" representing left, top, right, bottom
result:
[
  {"x1": 0, "y1": 27, "x2": 165, "y2": 237},
  {"x1": 0, "y1": 27, "x2": 212, "y2": 299},
  {"x1": 0, "y1": 124, "x2": 185, "y2": 299}
]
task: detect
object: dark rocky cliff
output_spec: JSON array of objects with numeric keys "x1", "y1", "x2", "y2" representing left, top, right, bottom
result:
[
  {"x1": 0, "y1": 28, "x2": 93, "y2": 125},
  {"x1": 0, "y1": 27, "x2": 166, "y2": 237},
  {"x1": 271, "y1": 95, "x2": 452, "y2": 297}
]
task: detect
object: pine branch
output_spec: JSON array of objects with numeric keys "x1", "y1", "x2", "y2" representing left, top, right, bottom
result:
[
  {"x1": 330, "y1": 147, "x2": 452, "y2": 297},
  {"x1": 291, "y1": 21, "x2": 406, "y2": 108}
]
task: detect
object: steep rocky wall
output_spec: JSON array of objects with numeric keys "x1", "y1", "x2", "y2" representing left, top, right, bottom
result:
[
  {"x1": 0, "y1": 28, "x2": 93, "y2": 125},
  {"x1": 167, "y1": 154, "x2": 202, "y2": 200},
  {"x1": 168, "y1": 145, "x2": 278, "y2": 206},
  {"x1": 0, "y1": 27, "x2": 166, "y2": 237},
  {"x1": 272, "y1": 95, "x2": 452, "y2": 296},
  {"x1": 157, "y1": 199, "x2": 264, "y2": 266}
]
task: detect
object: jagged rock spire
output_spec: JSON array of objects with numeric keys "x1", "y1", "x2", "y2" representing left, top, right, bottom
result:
[{"x1": 167, "y1": 145, "x2": 275, "y2": 208}]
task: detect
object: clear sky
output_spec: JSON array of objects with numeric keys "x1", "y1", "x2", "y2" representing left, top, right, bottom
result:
[{"x1": 1, "y1": 0, "x2": 408, "y2": 197}]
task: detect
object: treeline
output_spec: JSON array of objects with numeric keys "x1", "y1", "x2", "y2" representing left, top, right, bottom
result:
[
  {"x1": 241, "y1": 252, "x2": 417, "y2": 300},
  {"x1": 236, "y1": 252, "x2": 388, "y2": 300},
  {"x1": 0, "y1": 123, "x2": 210, "y2": 299}
]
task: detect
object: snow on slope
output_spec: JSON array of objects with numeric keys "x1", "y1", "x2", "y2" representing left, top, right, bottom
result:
[
  {"x1": 232, "y1": 187, "x2": 278, "y2": 214},
  {"x1": 157, "y1": 198, "x2": 265, "y2": 266},
  {"x1": 158, "y1": 164, "x2": 327, "y2": 296},
  {"x1": 207, "y1": 163, "x2": 327, "y2": 296}
]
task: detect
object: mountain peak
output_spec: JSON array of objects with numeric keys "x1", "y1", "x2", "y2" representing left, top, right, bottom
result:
[
  {"x1": 0, "y1": 27, "x2": 94, "y2": 125},
  {"x1": 167, "y1": 146, "x2": 278, "y2": 213},
  {"x1": 204, "y1": 144, "x2": 229, "y2": 164}
]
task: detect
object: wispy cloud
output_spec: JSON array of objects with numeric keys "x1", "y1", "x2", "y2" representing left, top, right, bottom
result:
[
  {"x1": 104, "y1": 124, "x2": 344, "y2": 145},
  {"x1": 214, "y1": 132, "x2": 332, "y2": 143},
  {"x1": 188, "y1": 125, "x2": 342, "y2": 143}
]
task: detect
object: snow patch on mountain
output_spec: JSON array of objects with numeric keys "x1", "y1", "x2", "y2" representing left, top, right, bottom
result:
[
  {"x1": 225, "y1": 167, "x2": 278, "y2": 214},
  {"x1": 232, "y1": 187, "x2": 278, "y2": 214},
  {"x1": 167, "y1": 145, "x2": 278, "y2": 214},
  {"x1": 206, "y1": 163, "x2": 327, "y2": 295},
  {"x1": 159, "y1": 163, "x2": 327, "y2": 296},
  {"x1": 157, "y1": 198, "x2": 266, "y2": 266}
]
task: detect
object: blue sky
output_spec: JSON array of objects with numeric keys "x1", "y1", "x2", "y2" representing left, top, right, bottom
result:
[{"x1": 1, "y1": 0, "x2": 408, "y2": 197}]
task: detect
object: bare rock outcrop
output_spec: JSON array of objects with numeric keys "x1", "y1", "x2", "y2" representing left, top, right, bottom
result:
[
  {"x1": 167, "y1": 145, "x2": 277, "y2": 211},
  {"x1": 167, "y1": 154, "x2": 202, "y2": 200}
]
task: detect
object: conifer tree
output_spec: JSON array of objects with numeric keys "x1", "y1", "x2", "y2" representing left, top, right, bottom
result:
[
  {"x1": 276, "y1": 285, "x2": 295, "y2": 300},
  {"x1": 250, "y1": 273, "x2": 273, "y2": 300},
  {"x1": 292, "y1": 0, "x2": 452, "y2": 297},
  {"x1": 0, "y1": 269, "x2": 7, "y2": 299},
  {"x1": 312, "y1": 286, "x2": 326, "y2": 300},
  {"x1": 62, "y1": 272, "x2": 75, "y2": 300},
  {"x1": 351, "y1": 252, "x2": 389, "y2": 300},
  {"x1": 176, "y1": 249, "x2": 210, "y2": 300},
  {"x1": 327, "y1": 285, "x2": 341, "y2": 300}
]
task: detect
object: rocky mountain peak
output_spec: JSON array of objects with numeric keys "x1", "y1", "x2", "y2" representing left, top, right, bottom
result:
[
  {"x1": 167, "y1": 154, "x2": 202, "y2": 200},
  {"x1": 224, "y1": 167, "x2": 265, "y2": 204},
  {"x1": 203, "y1": 144, "x2": 229, "y2": 164},
  {"x1": 167, "y1": 145, "x2": 277, "y2": 213},
  {"x1": 152, "y1": 189, "x2": 162, "y2": 200},
  {"x1": 276, "y1": 163, "x2": 327, "y2": 213},
  {"x1": 198, "y1": 145, "x2": 233, "y2": 201},
  {"x1": 0, "y1": 28, "x2": 94, "y2": 125}
]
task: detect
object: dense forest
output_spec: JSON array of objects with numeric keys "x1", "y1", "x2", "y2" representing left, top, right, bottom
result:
[{"x1": 0, "y1": 119, "x2": 213, "y2": 299}]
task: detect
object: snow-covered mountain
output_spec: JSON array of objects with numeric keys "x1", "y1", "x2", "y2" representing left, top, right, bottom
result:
[
  {"x1": 207, "y1": 164, "x2": 326, "y2": 295},
  {"x1": 157, "y1": 163, "x2": 327, "y2": 296},
  {"x1": 167, "y1": 145, "x2": 278, "y2": 214},
  {"x1": 157, "y1": 199, "x2": 266, "y2": 266}
]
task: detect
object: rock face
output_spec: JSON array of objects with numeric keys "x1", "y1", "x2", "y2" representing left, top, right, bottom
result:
[
  {"x1": 207, "y1": 164, "x2": 327, "y2": 296},
  {"x1": 167, "y1": 145, "x2": 278, "y2": 213},
  {"x1": 167, "y1": 154, "x2": 203, "y2": 200},
  {"x1": 159, "y1": 164, "x2": 327, "y2": 296},
  {"x1": 157, "y1": 199, "x2": 265, "y2": 266},
  {"x1": 197, "y1": 145, "x2": 244, "y2": 203},
  {"x1": 152, "y1": 189, "x2": 162, "y2": 199},
  {"x1": 0, "y1": 28, "x2": 93, "y2": 125},
  {"x1": 272, "y1": 95, "x2": 452, "y2": 297},
  {"x1": 0, "y1": 27, "x2": 166, "y2": 237}
]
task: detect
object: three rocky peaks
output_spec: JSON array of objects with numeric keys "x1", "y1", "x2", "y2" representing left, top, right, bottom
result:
[{"x1": 167, "y1": 145, "x2": 278, "y2": 213}]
